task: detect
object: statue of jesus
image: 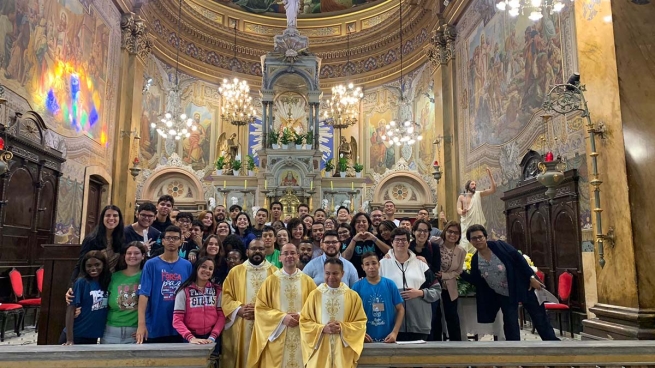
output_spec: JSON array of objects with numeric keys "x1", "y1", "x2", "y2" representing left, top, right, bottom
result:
[{"x1": 281, "y1": 0, "x2": 300, "y2": 29}]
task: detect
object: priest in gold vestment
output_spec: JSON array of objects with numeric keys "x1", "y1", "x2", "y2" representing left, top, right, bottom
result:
[
  {"x1": 300, "y1": 258, "x2": 367, "y2": 368},
  {"x1": 248, "y1": 243, "x2": 317, "y2": 368},
  {"x1": 221, "y1": 239, "x2": 278, "y2": 368}
]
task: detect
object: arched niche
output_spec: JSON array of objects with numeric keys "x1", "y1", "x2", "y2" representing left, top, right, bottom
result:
[
  {"x1": 268, "y1": 156, "x2": 314, "y2": 188},
  {"x1": 140, "y1": 168, "x2": 207, "y2": 211},
  {"x1": 372, "y1": 172, "x2": 433, "y2": 210}
]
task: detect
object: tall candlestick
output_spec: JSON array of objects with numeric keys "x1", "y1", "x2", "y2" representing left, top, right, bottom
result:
[
  {"x1": 265, "y1": 180, "x2": 268, "y2": 190},
  {"x1": 223, "y1": 180, "x2": 226, "y2": 189},
  {"x1": 351, "y1": 182, "x2": 354, "y2": 190},
  {"x1": 310, "y1": 181, "x2": 313, "y2": 190},
  {"x1": 244, "y1": 180, "x2": 247, "y2": 189},
  {"x1": 331, "y1": 181, "x2": 333, "y2": 190}
]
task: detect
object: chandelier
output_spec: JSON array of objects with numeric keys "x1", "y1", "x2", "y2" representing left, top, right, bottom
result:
[
  {"x1": 381, "y1": 0, "x2": 422, "y2": 147},
  {"x1": 323, "y1": 29, "x2": 362, "y2": 131},
  {"x1": 218, "y1": 25, "x2": 256, "y2": 127},
  {"x1": 151, "y1": 0, "x2": 198, "y2": 140},
  {"x1": 495, "y1": 0, "x2": 569, "y2": 20}
]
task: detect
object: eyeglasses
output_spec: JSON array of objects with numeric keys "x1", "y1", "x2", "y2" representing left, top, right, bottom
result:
[
  {"x1": 177, "y1": 219, "x2": 190, "y2": 224},
  {"x1": 393, "y1": 238, "x2": 408, "y2": 244},
  {"x1": 139, "y1": 214, "x2": 155, "y2": 219},
  {"x1": 446, "y1": 230, "x2": 460, "y2": 235},
  {"x1": 164, "y1": 236, "x2": 181, "y2": 241},
  {"x1": 414, "y1": 229, "x2": 429, "y2": 234},
  {"x1": 470, "y1": 235, "x2": 486, "y2": 242},
  {"x1": 323, "y1": 241, "x2": 340, "y2": 245},
  {"x1": 338, "y1": 231, "x2": 350, "y2": 236}
]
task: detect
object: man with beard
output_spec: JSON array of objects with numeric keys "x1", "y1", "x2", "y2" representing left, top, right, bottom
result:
[
  {"x1": 457, "y1": 167, "x2": 496, "y2": 252},
  {"x1": 370, "y1": 209, "x2": 383, "y2": 235},
  {"x1": 302, "y1": 230, "x2": 358, "y2": 287},
  {"x1": 124, "y1": 202, "x2": 160, "y2": 255},
  {"x1": 152, "y1": 195, "x2": 174, "y2": 233},
  {"x1": 221, "y1": 239, "x2": 277, "y2": 368},
  {"x1": 310, "y1": 222, "x2": 325, "y2": 259},
  {"x1": 247, "y1": 243, "x2": 317, "y2": 368},
  {"x1": 298, "y1": 240, "x2": 313, "y2": 270},
  {"x1": 214, "y1": 205, "x2": 227, "y2": 223},
  {"x1": 300, "y1": 258, "x2": 367, "y2": 368}
]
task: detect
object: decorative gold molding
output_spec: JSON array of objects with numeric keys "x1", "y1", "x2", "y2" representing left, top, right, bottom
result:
[
  {"x1": 425, "y1": 23, "x2": 457, "y2": 69},
  {"x1": 120, "y1": 13, "x2": 152, "y2": 60}
]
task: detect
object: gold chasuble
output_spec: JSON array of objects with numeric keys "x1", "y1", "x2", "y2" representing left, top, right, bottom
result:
[
  {"x1": 221, "y1": 260, "x2": 277, "y2": 368},
  {"x1": 300, "y1": 283, "x2": 367, "y2": 368},
  {"x1": 247, "y1": 269, "x2": 317, "y2": 368}
]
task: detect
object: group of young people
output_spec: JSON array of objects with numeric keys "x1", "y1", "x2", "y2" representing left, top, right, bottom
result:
[{"x1": 61, "y1": 194, "x2": 559, "y2": 367}]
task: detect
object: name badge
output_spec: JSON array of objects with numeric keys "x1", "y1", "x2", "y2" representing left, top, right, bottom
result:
[{"x1": 372, "y1": 303, "x2": 385, "y2": 312}]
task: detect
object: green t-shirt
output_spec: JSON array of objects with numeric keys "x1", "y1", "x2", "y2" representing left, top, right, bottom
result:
[
  {"x1": 106, "y1": 270, "x2": 142, "y2": 327},
  {"x1": 265, "y1": 249, "x2": 282, "y2": 268}
]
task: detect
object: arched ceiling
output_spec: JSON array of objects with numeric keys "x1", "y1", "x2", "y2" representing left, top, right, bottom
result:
[{"x1": 140, "y1": 0, "x2": 440, "y2": 88}]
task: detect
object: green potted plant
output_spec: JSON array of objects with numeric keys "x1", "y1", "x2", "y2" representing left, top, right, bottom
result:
[
  {"x1": 324, "y1": 158, "x2": 334, "y2": 177},
  {"x1": 215, "y1": 156, "x2": 225, "y2": 175},
  {"x1": 305, "y1": 130, "x2": 314, "y2": 149},
  {"x1": 338, "y1": 157, "x2": 348, "y2": 177},
  {"x1": 268, "y1": 129, "x2": 279, "y2": 149},
  {"x1": 353, "y1": 162, "x2": 364, "y2": 178},
  {"x1": 231, "y1": 159, "x2": 242, "y2": 175},
  {"x1": 246, "y1": 155, "x2": 256, "y2": 176},
  {"x1": 294, "y1": 132, "x2": 304, "y2": 149},
  {"x1": 280, "y1": 128, "x2": 293, "y2": 149}
]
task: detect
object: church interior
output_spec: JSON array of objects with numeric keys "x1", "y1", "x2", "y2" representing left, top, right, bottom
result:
[{"x1": 0, "y1": 0, "x2": 654, "y2": 361}]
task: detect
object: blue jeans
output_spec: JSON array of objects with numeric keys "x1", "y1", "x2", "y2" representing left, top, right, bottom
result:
[{"x1": 101, "y1": 325, "x2": 137, "y2": 344}]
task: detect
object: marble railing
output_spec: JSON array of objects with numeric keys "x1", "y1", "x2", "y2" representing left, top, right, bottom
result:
[{"x1": 2, "y1": 340, "x2": 654, "y2": 368}]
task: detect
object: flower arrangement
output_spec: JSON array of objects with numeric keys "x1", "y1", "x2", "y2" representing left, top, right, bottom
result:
[
  {"x1": 457, "y1": 252, "x2": 476, "y2": 297},
  {"x1": 324, "y1": 158, "x2": 334, "y2": 172},
  {"x1": 232, "y1": 159, "x2": 242, "y2": 172},
  {"x1": 521, "y1": 252, "x2": 538, "y2": 273},
  {"x1": 305, "y1": 130, "x2": 314, "y2": 145},
  {"x1": 294, "y1": 132, "x2": 304, "y2": 145},
  {"x1": 280, "y1": 128, "x2": 294, "y2": 145},
  {"x1": 353, "y1": 162, "x2": 364, "y2": 173},
  {"x1": 246, "y1": 155, "x2": 256, "y2": 171},
  {"x1": 268, "y1": 130, "x2": 279, "y2": 145},
  {"x1": 337, "y1": 157, "x2": 348, "y2": 172},
  {"x1": 215, "y1": 156, "x2": 226, "y2": 170}
]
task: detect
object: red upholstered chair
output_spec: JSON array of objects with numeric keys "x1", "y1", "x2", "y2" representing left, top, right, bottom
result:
[
  {"x1": 0, "y1": 302, "x2": 23, "y2": 341},
  {"x1": 9, "y1": 268, "x2": 42, "y2": 332},
  {"x1": 543, "y1": 271, "x2": 574, "y2": 337}
]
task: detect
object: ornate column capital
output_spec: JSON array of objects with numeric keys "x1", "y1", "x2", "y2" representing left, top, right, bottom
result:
[
  {"x1": 120, "y1": 13, "x2": 152, "y2": 60},
  {"x1": 425, "y1": 24, "x2": 457, "y2": 69}
]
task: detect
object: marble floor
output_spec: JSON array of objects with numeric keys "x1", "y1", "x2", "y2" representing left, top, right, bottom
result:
[{"x1": 1, "y1": 325, "x2": 577, "y2": 346}]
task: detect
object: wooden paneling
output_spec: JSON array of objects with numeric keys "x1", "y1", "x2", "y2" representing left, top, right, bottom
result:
[{"x1": 84, "y1": 178, "x2": 103, "y2": 237}]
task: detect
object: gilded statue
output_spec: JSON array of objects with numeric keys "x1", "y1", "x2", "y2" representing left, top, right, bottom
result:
[
  {"x1": 339, "y1": 136, "x2": 358, "y2": 177},
  {"x1": 217, "y1": 132, "x2": 239, "y2": 173}
]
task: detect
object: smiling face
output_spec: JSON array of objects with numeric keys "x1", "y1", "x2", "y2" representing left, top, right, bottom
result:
[
  {"x1": 230, "y1": 207, "x2": 241, "y2": 221},
  {"x1": 85, "y1": 257, "x2": 103, "y2": 279},
  {"x1": 353, "y1": 214, "x2": 370, "y2": 233},
  {"x1": 417, "y1": 209, "x2": 430, "y2": 221},
  {"x1": 379, "y1": 224, "x2": 392, "y2": 240},
  {"x1": 103, "y1": 209, "x2": 120, "y2": 231},
  {"x1": 227, "y1": 250, "x2": 243, "y2": 269},
  {"x1": 216, "y1": 222, "x2": 230, "y2": 236},
  {"x1": 444, "y1": 225, "x2": 461, "y2": 244},
  {"x1": 276, "y1": 229, "x2": 289, "y2": 246},
  {"x1": 202, "y1": 213, "x2": 214, "y2": 227},
  {"x1": 280, "y1": 243, "x2": 299, "y2": 270},
  {"x1": 469, "y1": 230, "x2": 487, "y2": 251},
  {"x1": 190, "y1": 225, "x2": 203, "y2": 240},
  {"x1": 298, "y1": 206, "x2": 309, "y2": 217},
  {"x1": 124, "y1": 245, "x2": 144, "y2": 268},
  {"x1": 337, "y1": 227, "x2": 351, "y2": 242},
  {"x1": 236, "y1": 214, "x2": 250, "y2": 230},
  {"x1": 361, "y1": 254, "x2": 380, "y2": 279},
  {"x1": 214, "y1": 206, "x2": 226, "y2": 221},
  {"x1": 197, "y1": 260, "x2": 215, "y2": 283},
  {"x1": 314, "y1": 211, "x2": 326, "y2": 223},
  {"x1": 157, "y1": 200, "x2": 172, "y2": 217},
  {"x1": 384, "y1": 202, "x2": 396, "y2": 217},
  {"x1": 324, "y1": 262, "x2": 344, "y2": 288},
  {"x1": 303, "y1": 216, "x2": 314, "y2": 229},
  {"x1": 392, "y1": 233, "x2": 409, "y2": 254},
  {"x1": 298, "y1": 242, "x2": 313, "y2": 264},
  {"x1": 324, "y1": 219, "x2": 335, "y2": 231},
  {"x1": 311, "y1": 223, "x2": 324, "y2": 242},
  {"x1": 400, "y1": 220, "x2": 413, "y2": 231},
  {"x1": 337, "y1": 209, "x2": 350, "y2": 223},
  {"x1": 413, "y1": 222, "x2": 430, "y2": 243},
  {"x1": 370, "y1": 210, "x2": 383, "y2": 227},
  {"x1": 321, "y1": 235, "x2": 340, "y2": 258},
  {"x1": 262, "y1": 230, "x2": 276, "y2": 250},
  {"x1": 137, "y1": 210, "x2": 155, "y2": 228},
  {"x1": 205, "y1": 237, "x2": 220, "y2": 256},
  {"x1": 291, "y1": 224, "x2": 305, "y2": 240}
]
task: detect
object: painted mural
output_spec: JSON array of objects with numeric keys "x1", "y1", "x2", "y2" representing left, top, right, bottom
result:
[
  {"x1": 466, "y1": 8, "x2": 565, "y2": 150},
  {"x1": 182, "y1": 103, "x2": 213, "y2": 167},
  {"x1": 455, "y1": 0, "x2": 590, "y2": 240},
  {"x1": 0, "y1": 0, "x2": 113, "y2": 145},
  {"x1": 215, "y1": 0, "x2": 380, "y2": 14}
]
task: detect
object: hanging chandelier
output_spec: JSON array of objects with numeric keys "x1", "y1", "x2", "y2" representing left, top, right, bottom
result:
[
  {"x1": 381, "y1": 0, "x2": 422, "y2": 147},
  {"x1": 151, "y1": 0, "x2": 198, "y2": 140},
  {"x1": 323, "y1": 30, "x2": 363, "y2": 130},
  {"x1": 495, "y1": 0, "x2": 569, "y2": 21},
  {"x1": 218, "y1": 25, "x2": 256, "y2": 127}
]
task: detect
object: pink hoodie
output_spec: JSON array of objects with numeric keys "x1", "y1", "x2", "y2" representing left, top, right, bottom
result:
[{"x1": 173, "y1": 282, "x2": 226, "y2": 341}]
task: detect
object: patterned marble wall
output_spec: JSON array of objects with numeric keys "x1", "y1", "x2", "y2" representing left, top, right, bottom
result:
[
  {"x1": 0, "y1": 0, "x2": 121, "y2": 243},
  {"x1": 454, "y1": 0, "x2": 591, "y2": 240}
]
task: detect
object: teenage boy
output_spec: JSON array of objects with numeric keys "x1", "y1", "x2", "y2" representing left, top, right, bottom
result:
[
  {"x1": 297, "y1": 203, "x2": 310, "y2": 217},
  {"x1": 313, "y1": 209, "x2": 327, "y2": 224},
  {"x1": 125, "y1": 202, "x2": 160, "y2": 253},
  {"x1": 152, "y1": 195, "x2": 174, "y2": 233},
  {"x1": 181, "y1": 220, "x2": 203, "y2": 261},
  {"x1": 136, "y1": 225, "x2": 192, "y2": 343},
  {"x1": 269, "y1": 202, "x2": 283, "y2": 224},
  {"x1": 228, "y1": 204, "x2": 242, "y2": 231},
  {"x1": 352, "y1": 252, "x2": 405, "y2": 343},
  {"x1": 252, "y1": 208, "x2": 268, "y2": 237},
  {"x1": 261, "y1": 225, "x2": 281, "y2": 268},
  {"x1": 337, "y1": 206, "x2": 351, "y2": 224}
]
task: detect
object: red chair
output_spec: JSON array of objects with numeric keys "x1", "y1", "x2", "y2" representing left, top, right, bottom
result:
[
  {"x1": 543, "y1": 271, "x2": 574, "y2": 337},
  {"x1": 9, "y1": 268, "x2": 42, "y2": 332}
]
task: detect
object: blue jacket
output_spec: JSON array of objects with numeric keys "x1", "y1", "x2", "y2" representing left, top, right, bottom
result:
[{"x1": 461, "y1": 240, "x2": 536, "y2": 323}]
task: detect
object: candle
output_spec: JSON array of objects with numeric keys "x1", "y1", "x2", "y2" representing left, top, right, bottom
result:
[
  {"x1": 545, "y1": 151, "x2": 554, "y2": 162},
  {"x1": 351, "y1": 182, "x2": 354, "y2": 190},
  {"x1": 244, "y1": 180, "x2": 247, "y2": 189},
  {"x1": 310, "y1": 181, "x2": 313, "y2": 190},
  {"x1": 265, "y1": 180, "x2": 268, "y2": 190},
  {"x1": 330, "y1": 181, "x2": 333, "y2": 190},
  {"x1": 223, "y1": 180, "x2": 226, "y2": 189}
]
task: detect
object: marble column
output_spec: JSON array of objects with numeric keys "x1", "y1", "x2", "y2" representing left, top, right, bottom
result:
[
  {"x1": 111, "y1": 13, "x2": 151, "y2": 216},
  {"x1": 574, "y1": 0, "x2": 655, "y2": 339},
  {"x1": 426, "y1": 23, "x2": 459, "y2": 222}
]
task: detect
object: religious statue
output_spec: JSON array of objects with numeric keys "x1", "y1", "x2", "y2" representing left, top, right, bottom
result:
[
  {"x1": 281, "y1": 171, "x2": 299, "y2": 186},
  {"x1": 228, "y1": 133, "x2": 239, "y2": 160},
  {"x1": 280, "y1": 0, "x2": 300, "y2": 29},
  {"x1": 338, "y1": 136, "x2": 358, "y2": 176}
]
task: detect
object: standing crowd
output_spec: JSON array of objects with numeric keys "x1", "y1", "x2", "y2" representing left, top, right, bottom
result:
[{"x1": 62, "y1": 194, "x2": 560, "y2": 367}]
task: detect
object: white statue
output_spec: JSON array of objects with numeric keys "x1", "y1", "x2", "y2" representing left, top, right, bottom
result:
[{"x1": 281, "y1": 0, "x2": 300, "y2": 29}]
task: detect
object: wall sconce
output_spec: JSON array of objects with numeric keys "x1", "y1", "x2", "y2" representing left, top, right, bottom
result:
[
  {"x1": 543, "y1": 72, "x2": 614, "y2": 268},
  {"x1": 432, "y1": 160, "x2": 442, "y2": 182},
  {"x1": 129, "y1": 157, "x2": 142, "y2": 180},
  {"x1": 432, "y1": 134, "x2": 451, "y2": 183}
]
